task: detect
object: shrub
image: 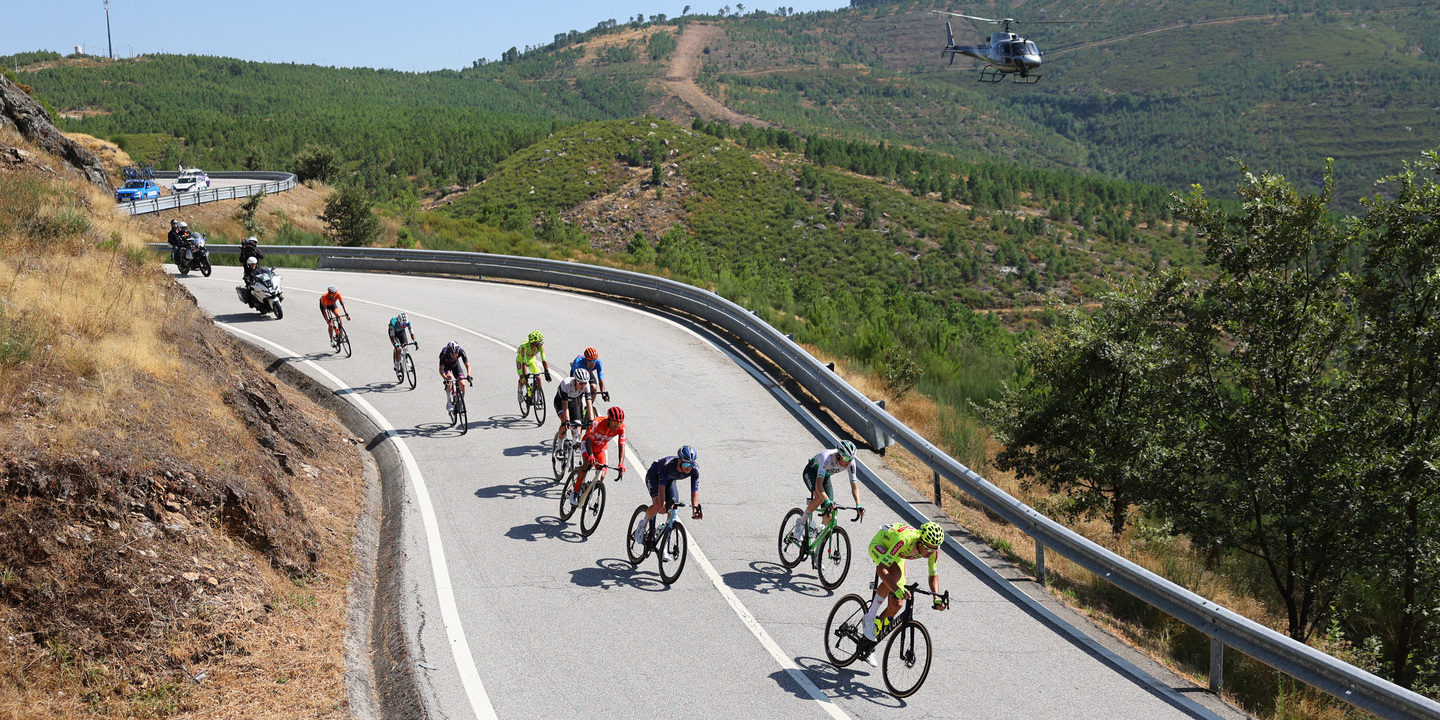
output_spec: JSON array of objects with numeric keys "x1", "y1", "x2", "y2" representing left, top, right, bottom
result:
[
  {"x1": 293, "y1": 145, "x2": 341, "y2": 183},
  {"x1": 320, "y1": 184, "x2": 380, "y2": 247}
]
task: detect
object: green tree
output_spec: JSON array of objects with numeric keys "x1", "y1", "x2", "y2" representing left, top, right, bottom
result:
[
  {"x1": 320, "y1": 184, "x2": 381, "y2": 247},
  {"x1": 233, "y1": 190, "x2": 265, "y2": 238},
  {"x1": 985, "y1": 277, "x2": 1187, "y2": 535},
  {"x1": 293, "y1": 145, "x2": 341, "y2": 183},
  {"x1": 1346, "y1": 150, "x2": 1440, "y2": 688},
  {"x1": 1159, "y1": 163, "x2": 1363, "y2": 641}
]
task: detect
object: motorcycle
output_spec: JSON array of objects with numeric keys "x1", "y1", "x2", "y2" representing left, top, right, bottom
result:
[
  {"x1": 236, "y1": 266, "x2": 285, "y2": 319},
  {"x1": 174, "y1": 234, "x2": 212, "y2": 277}
]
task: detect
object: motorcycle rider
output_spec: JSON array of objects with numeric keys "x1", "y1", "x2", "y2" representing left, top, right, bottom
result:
[
  {"x1": 167, "y1": 220, "x2": 192, "y2": 267},
  {"x1": 243, "y1": 256, "x2": 261, "y2": 285},
  {"x1": 239, "y1": 236, "x2": 264, "y2": 268}
]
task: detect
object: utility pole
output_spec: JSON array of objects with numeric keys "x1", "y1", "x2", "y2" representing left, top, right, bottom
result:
[{"x1": 104, "y1": 0, "x2": 114, "y2": 60}]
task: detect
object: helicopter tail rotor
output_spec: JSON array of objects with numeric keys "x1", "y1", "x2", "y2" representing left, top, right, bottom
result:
[{"x1": 944, "y1": 22, "x2": 956, "y2": 65}]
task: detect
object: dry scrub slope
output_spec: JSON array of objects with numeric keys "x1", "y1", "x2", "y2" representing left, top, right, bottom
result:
[{"x1": 0, "y1": 74, "x2": 365, "y2": 719}]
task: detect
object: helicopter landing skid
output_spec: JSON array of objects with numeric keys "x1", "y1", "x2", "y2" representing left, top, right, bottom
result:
[
  {"x1": 1012, "y1": 72, "x2": 1040, "y2": 84},
  {"x1": 978, "y1": 66, "x2": 1041, "y2": 84}
]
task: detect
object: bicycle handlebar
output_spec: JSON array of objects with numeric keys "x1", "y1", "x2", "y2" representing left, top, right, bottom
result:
[{"x1": 905, "y1": 583, "x2": 950, "y2": 607}]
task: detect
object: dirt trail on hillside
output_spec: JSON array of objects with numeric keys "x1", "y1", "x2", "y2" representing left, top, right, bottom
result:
[{"x1": 662, "y1": 24, "x2": 770, "y2": 128}]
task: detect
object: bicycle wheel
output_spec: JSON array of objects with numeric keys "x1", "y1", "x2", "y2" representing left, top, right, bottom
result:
[
  {"x1": 657, "y1": 521, "x2": 688, "y2": 585},
  {"x1": 456, "y1": 394, "x2": 468, "y2": 435},
  {"x1": 516, "y1": 382, "x2": 529, "y2": 418},
  {"x1": 777, "y1": 508, "x2": 807, "y2": 569},
  {"x1": 882, "y1": 620, "x2": 933, "y2": 698},
  {"x1": 532, "y1": 383, "x2": 547, "y2": 426},
  {"x1": 578, "y1": 480, "x2": 607, "y2": 537},
  {"x1": 625, "y1": 505, "x2": 650, "y2": 565},
  {"x1": 558, "y1": 477, "x2": 579, "y2": 521},
  {"x1": 816, "y1": 526, "x2": 852, "y2": 590},
  {"x1": 403, "y1": 355, "x2": 417, "y2": 390},
  {"x1": 551, "y1": 439, "x2": 570, "y2": 481},
  {"x1": 339, "y1": 329, "x2": 352, "y2": 358},
  {"x1": 823, "y1": 594, "x2": 868, "y2": 667}
]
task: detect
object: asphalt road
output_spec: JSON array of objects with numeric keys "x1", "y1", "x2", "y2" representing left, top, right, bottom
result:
[{"x1": 177, "y1": 266, "x2": 1223, "y2": 720}]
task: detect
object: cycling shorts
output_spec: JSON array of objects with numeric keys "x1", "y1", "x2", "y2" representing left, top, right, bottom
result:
[
  {"x1": 803, "y1": 458, "x2": 834, "y2": 500},
  {"x1": 388, "y1": 326, "x2": 410, "y2": 347},
  {"x1": 553, "y1": 389, "x2": 582, "y2": 420},
  {"x1": 520, "y1": 357, "x2": 544, "y2": 377},
  {"x1": 646, "y1": 473, "x2": 678, "y2": 504},
  {"x1": 440, "y1": 358, "x2": 465, "y2": 380}
]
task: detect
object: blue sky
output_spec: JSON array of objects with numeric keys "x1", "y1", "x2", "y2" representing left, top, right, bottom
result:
[{"x1": 3, "y1": 0, "x2": 848, "y2": 71}]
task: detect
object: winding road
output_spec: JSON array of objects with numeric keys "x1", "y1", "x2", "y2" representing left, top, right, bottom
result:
[{"x1": 177, "y1": 266, "x2": 1231, "y2": 720}]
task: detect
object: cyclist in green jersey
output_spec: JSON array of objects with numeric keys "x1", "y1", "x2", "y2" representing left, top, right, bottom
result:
[
  {"x1": 516, "y1": 330, "x2": 552, "y2": 388},
  {"x1": 863, "y1": 521, "x2": 948, "y2": 646}
]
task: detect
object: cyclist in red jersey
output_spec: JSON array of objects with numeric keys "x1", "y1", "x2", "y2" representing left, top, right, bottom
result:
[
  {"x1": 319, "y1": 285, "x2": 348, "y2": 342},
  {"x1": 565, "y1": 406, "x2": 628, "y2": 505}
]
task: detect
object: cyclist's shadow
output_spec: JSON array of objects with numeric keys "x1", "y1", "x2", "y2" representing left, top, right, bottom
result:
[
  {"x1": 351, "y1": 381, "x2": 411, "y2": 395},
  {"x1": 777, "y1": 658, "x2": 903, "y2": 708},
  {"x1": 568, "y1": 558, "x2": 669, "y2": 593},
  {"x1": 466, "y1": 414, "x2": 530, "y2": 432},
  {"x1": 722, "y1": 560, "x2": 830, "y2": 598},
  {"x1": 502, "y1": 443, "x2": 549, "y2": 458},
  {"x1": 475, "y1": 476, "x2": 553, "y2": 501},
  {"x1": 505, "y1": 515, "x2": 583, "y2": 544},
  {"x1": 391, "y1": 422, "x2": 465, "y2": 439}
]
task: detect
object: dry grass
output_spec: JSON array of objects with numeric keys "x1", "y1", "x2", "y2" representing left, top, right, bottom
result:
[
  {"x1": 0, "y1": 133, "x2": 364, "y2": 719},
  {"x1": 802, "y1": 342, "x2": 1371, "y2": 719}
]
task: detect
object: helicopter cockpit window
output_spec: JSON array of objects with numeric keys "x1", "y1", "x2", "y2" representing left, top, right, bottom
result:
[{"x1": 1023, "y1": 42, "x2": 1038, "y2": 55}]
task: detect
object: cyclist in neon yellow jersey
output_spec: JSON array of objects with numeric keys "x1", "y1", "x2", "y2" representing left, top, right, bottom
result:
[
  {"x1": 515, "y1": 330, "x2": 553, "y2": 389},
  {"x1": 863, "y1": 521, "x2": 948, "y2": 645}
]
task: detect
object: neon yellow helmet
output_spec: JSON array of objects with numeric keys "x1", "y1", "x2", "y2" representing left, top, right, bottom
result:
[
  {"x1": 919, "y1": 521, "x2": 944, "y2": 547},
  {"x1": 527, "y1": 330, "x2": 544, "y2": 344}
]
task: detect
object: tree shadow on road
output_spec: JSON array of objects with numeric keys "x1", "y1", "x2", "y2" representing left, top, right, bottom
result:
[
  {"x1": 475, "y1": 476, "x2": 554, "y2": 501},
  {"x1": 774, "y1": 657, "x2": 902, "y2": 708},
  {"x1": 505, "y1": 515, "x2": 583, "y2": 544},
  {"x1": 722, "y1": 561, "x2": 830, "y2": 598},
  {"x1": 569, "y1": 558, "x2": 668, "y2": 593}
]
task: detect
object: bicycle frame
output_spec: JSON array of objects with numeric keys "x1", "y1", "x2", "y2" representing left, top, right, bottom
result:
[
  {"x1": 808, "y1": 504, "x2": 863, "y2": 555},
  {"x1": 868, "y1": 580, "x2": 949, "y2": 641}
]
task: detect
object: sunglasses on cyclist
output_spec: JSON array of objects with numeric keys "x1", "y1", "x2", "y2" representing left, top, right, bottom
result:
[{"x1": 677, "y1": 461, "x2": 694, "y2": 472}]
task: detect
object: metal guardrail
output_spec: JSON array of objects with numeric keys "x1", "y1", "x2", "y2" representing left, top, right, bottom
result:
[
  {"x1": 118, "y1": 171, "x2": 297, "y2": 216},
  {"x1": 155, "y1": 244, "x2": 1440, "y2": 720}
]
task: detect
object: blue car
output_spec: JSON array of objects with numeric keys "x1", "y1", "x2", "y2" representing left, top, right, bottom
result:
[{"x1": 115, "y1": 179, "x2": 162, "y2": 202}]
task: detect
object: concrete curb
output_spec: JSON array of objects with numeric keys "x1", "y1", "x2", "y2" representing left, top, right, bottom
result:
[{"x1": 234, "y1": 340, "x2": 426, "y2": 720}]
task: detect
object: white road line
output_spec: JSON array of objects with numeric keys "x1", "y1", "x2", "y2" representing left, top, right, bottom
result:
[
  {"x1": 256, "y1": 271, "x2": 851, "y2": 718},
  {"x1": 215, "y1": 321, "x2": 498, "y2": 720}
]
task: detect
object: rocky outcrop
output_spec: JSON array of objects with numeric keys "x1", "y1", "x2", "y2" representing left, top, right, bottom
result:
[{"x1": 0, "y1": 73, "x2": 110, "y2": 188}]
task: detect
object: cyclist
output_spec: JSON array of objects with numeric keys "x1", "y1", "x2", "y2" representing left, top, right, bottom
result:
[
  {"x1": 438, "y1": 341, "x2": 471, "y2": 411},
  {"x1": 570, "y1": 347, "x2": 610, "y2": 402},
  {"x1": 319, "y1": 285, "x2": 349, "y2": 343},
  {"x1": 863, "y1": 521, "x2": 948, "y2": 647},
  {"x1": 552, "y1": 367, "x2": 594, "y2": 445},
  {"x1": 789, "y1": 440, "x2": 866, "y2": 543},
  {"x1": 516, "y1": 330, "x2": 552, "y2": 389},
  {"x1": 565, "y1": 406, "x2": 628, "y2": 506},
  {"x1": 633, "y1": 445, "x2": 703, "y2": 546},
  {"x1": 388, "y1": 312, "x2": 419, "y2": 374}
]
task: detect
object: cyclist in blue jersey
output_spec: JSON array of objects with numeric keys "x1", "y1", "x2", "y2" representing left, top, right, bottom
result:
[
  {"x1": 388, "y1": 313, "x2": 418, "y2": 375},
  {"x1": 632, "y1": 446, "x2": 703, "y2": 546},
  {"x1": 571, "y1": 346, "x2": 609, "y2": 402}
]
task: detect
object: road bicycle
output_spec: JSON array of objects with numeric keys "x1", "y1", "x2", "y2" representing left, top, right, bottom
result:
[
  {"x1": 559, "y1": 462, "x2": 620, "y2": 537},
  {"x1": 518, "y1": 372, "x2": 547, "y2": 425},
  {"x1": 824, "y1": 579, "x2": 949, "y2": 698},
  {"x1": 626, "y1": 501, "x2": 693, "y2": 585},
  {"x1": 777, "y1": 503, "x2": 862, "y2": 590},
  {"x1": 551, "y1": 419, "x2": 585, "y2": 481},
  {"x1": 446, "y1": 374, "x2": 470, "y2": 434},
  {"x1": 328, "y1": 312, "x2": 352, "y2": 358},
  {"x1": 394, "y1": 341, "x2": 417, "y2": 390}
]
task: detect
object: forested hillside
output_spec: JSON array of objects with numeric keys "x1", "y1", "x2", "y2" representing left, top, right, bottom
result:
[
  {"x1": 16, "y1": 52, "x2": 650, "y2": 196},
  {"x1": 704, "y1": 0, "x2": 1440, "y2": 210}
]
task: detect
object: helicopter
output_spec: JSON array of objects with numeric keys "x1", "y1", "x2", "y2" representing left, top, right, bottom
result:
[{"x1": 933, "y1": 11, "x2": 1104, "y2": 83}]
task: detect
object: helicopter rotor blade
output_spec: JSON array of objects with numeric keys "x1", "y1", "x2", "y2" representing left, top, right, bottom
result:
[
  {"x1": 1016, "y1": 20, "x2": 1109, "y2": 24},
  {"x1": 931, "y1": 10, "x2": 999, "y2": 23}
]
